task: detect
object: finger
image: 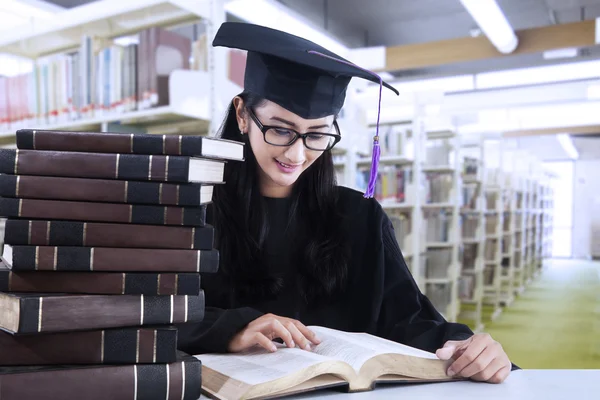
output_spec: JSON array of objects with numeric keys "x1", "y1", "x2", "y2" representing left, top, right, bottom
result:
[
  {"x1": 447, "y1": 337, "x2": 488, "y2": 376},
  {"x1": 292, "y1": 321, "x2": 321, "y2": 344},
  {"x1": 280, "y1": 321, "x2": 311, "y2": 350},
  {"x1": 488, "y1": 365, "x2": 511, "y2": 384},
  {"x1": 267, "y1": 319, "x2": 295, "y2": 349},
  {"x1": 457, "y1": 345, "x2": 497, "y2": 378},
  {"x1": 435, "y1": 339, "x2": 468, "y2": 360},
  {"x1": 252, "y1": 332, "x2": 278, "y2": 353},
  {"x1": 471, "y1": 358, "x2": 507, "y2": 382}
]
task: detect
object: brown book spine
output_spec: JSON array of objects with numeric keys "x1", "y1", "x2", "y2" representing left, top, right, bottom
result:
[
  {"x1": 8, "y1": 246, "x2": 219, "y2": 273},
  {"x1": 3, "y1": 219, "x2": 214, "y2": 250},
  {"x1": 0, "y1": 197, "x2": 206, "y2": 227},
  {"x1": 0, "y1": 326, "x2": 177, "y2": 365},
  {"x1": 0, "y1": 267, "x2": 201, "y2": 296},
  {"x1": 0, "y1": 291, "x2": 204, "y2": 334},
  {"x1": 0, "y1": 148, "x2": 192, "y2": 183},
  {"x1": 0, "y1": 354, "x2": 202, "y2": 400},
  {"x1": 15, "y1": 129, "x2": 208, "y2": 157},
  {"x1": 0, "y1": 175, "x2": 211, "y2": 206}
]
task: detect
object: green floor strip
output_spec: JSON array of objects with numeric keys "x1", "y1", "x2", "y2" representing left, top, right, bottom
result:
[{"x1": 482, "y1": 259, "x2": 600, "y2": 369}]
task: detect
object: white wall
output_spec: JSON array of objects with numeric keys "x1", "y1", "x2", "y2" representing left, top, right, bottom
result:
[{"x1": 572, "y1": 159, "x2": 600, "y2": 259}]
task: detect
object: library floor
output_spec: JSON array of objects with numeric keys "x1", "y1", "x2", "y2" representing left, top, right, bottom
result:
[{"x1": 483, "y1": 259, "x2": 600, "y2": 369}]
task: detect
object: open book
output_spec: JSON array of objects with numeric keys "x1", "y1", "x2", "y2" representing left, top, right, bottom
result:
[{"x1": 197, "y1": 326, "x2": 460, "y2": 399}]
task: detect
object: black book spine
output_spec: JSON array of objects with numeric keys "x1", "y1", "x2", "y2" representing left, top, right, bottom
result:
[
  {"x1": 0, "y1": 174, "x2": 206, "y2": 206},
  {"x1": 3, "y1": 219, "x2": 215, "y2": 250}
]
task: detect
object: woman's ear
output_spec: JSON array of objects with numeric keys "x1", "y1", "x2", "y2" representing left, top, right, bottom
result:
[{"x1": 233, "y1": 96, "x2": 247, "y2": 133}]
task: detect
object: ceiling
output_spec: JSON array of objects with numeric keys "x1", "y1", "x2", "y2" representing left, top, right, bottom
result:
[{"x1": 276, "y1": 0, "x2": 600, "y2": 78}]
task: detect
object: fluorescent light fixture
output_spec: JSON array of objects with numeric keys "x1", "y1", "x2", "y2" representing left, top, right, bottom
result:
[
  {"x1": 460, "y1": 0, "x2": 518, "y2": 54},
  {"x1": 224, "y1": 0, "x2": 348, "y2": 56},
  {"x1": 543, "y1": 47, "x2": 578, "y2": 60},
  {"x1": 0, "y1": 0, "x2": 56, "y2": 32},
  {"x1": 556, "y1": 134, "x2": 579, "y2": 160},
  {"x1": 476, "y1": 59, "x2": 600, "y2": 89},
  {"x1": 587, "y1": 83, "x2": 600, "y2": 100}
]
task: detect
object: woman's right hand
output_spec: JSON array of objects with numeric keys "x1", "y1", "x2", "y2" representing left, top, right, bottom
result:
[{"x1": 228, "y1": 313, "x2": 321, "y2": 353}]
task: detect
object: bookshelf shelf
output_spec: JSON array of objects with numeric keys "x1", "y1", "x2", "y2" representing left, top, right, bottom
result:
[
  {"x1": 422, "y1": 165, "x2": 456, "y2": 173},
  {"x1": 356, "y1": 155, "x2": 413, "y2": 166},
  {"x1": 0, "y1": 0, "x2": 208, "y2": 58},
  {"x1": 0, "y1": 69, "x2": 222, "y2": 139}
]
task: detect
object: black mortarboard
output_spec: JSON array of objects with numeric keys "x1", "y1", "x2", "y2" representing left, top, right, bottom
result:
[{"x1": 212, "y1": 22, "x2": 399, "y2": 198}]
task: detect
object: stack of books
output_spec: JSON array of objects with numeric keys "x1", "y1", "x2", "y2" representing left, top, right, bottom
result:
[{"x1": 0, "y1": 129, "x2": 244, "y2": 399}]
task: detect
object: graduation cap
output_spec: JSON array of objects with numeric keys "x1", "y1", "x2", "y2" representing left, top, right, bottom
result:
[{"x1": 213, "y1": 22, "x2": 399, "y2": 198}]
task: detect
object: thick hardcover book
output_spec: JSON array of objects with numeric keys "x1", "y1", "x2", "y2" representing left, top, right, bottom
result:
[
  {"x1": 0, "y1": 197, "x2": 207, "y2": 227},
  {"x1": 200, "y1": 326, "x2": 460, "y2": 400},
  {"x1": 1, "y1": 219, "x2": 214, "y2": 250},
  {"x1": 3, "y1": 245, "x2": 219, "y2": 273},
  {"x1": 0, "y1": 148, "x2": 225, "y2": 183},
  {"x1": 0, "y1": 352, "x2": 202, "y2": 400},
  {"x1": 0, "y1": 291, "x2": 205, "y2": 334},
  {"x1": 0, "y1": 326, "x2": 177, "y2": 365},
  {"x1": 0, "y1": 261, "x2": 201, "y2": 295},
  {"x1": 16, "y1": 128, "x2": 245, "y2": 161},
  {"x1": 0, "y1": 175, "x2": 216, "y2": 206}
]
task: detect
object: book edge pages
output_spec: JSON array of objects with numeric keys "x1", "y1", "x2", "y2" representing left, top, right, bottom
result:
[
  {"x1": 360, "y1": 353, "x2": 453, "y2": 383},
  {"x1": 201, "y1": 360, "x2": 356, "y2": 400},
  {"x1": 188, "y1": 159, "x2": 226, "y2": 184},
  {"x1": 202, "y1": 138, "x2": 244, "y2": 161},
  {"x1": 0, "y1": 290, "x2": 19, "y2": 333}
]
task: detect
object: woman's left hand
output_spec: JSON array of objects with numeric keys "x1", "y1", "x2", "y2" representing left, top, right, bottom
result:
[{"x1": 435, "y1": 333, "x2": 512, "y2": 383}]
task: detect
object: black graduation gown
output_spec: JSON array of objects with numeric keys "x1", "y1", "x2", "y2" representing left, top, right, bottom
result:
[{"x1": 177, "y1": 186, "x2": 478, "y2": 355}]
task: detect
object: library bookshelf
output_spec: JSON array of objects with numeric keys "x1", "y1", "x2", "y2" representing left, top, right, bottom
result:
[{"x1": 336, "y1": 112, "x2": 555, "y2": 331}]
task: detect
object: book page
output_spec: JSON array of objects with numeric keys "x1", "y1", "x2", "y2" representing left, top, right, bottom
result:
[
  {"x1": 307, "y1": 326, "x2": 438, "y2": 371},
  {"x1": 196, "y1": 346, "x2": 333, "y2": 386}
]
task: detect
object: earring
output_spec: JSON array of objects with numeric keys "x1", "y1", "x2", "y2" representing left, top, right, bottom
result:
[{"x1": 240, "y1": 130, "x2": 244, "y2": 135}]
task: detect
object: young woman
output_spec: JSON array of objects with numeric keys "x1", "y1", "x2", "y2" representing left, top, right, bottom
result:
[{"x1": 177, "y1": 22, "x2": 515, "y2": 384}]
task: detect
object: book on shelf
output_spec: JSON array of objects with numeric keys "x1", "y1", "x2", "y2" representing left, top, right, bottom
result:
[
  {"x1": 461, "y1": 214, "x2": 479, "y2": 238},
  {"x1": 358, "y1": 166, "x2": 409, "y2": 203},
  {"x1": 0, "y1": 352, "x2": 202, "y2": 400},
  {"x1": 425, "y1": 173, "x2": 453, "y2": 204},
  {"x1": 0, "y1": 175, "x2": 216, "y2": 207},
  {"x1": 198, "y1": 325, "x2": 458, "y2": 400},
  {"x1": 461, "y1": 243, "x2": 478, "y2": 269},
  {"x1": 0, "y1": 24, "x2": 248, "y2": 133},
  {"x1": 0, "y1": 326, "x2": 178, "y2": 365},
  {"x1": 425, "y1": 248, "x2": 452, "y2": 279},
  {"x1": 483, "y1": 267, "x2": 495, "y2": 285},
  {"x1": 458, "y1": 275, "x2": 476, "y2": 300},
  {"x1": 0, "y1": 149, "x2": 226, "y2": 184},
  {"x1": 425, "y1": 284, "x2": 452, "y2": 316},
  {"x1": 425, "y1": 210, "x2": 450, "y2": 242}
]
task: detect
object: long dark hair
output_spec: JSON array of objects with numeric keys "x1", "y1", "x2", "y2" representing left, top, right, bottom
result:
[{"x1": 212, "y1": 91, "x2": 351, "y2": 305}]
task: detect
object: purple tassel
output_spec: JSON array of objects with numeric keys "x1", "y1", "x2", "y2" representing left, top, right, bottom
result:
[
  {"x1": 307, "y1": 50, "x2": 385, "y2": 198},
  {"x1": 365, "y1": 136, "x2": 381, "y2": 198}
]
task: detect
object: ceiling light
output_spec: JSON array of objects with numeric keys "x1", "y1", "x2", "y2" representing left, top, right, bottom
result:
[
  {"x1": 587, "y1": 83, "x2": 600, "y2": 99},
  {"x1": 476, "y1": 59, "x2": 600, "y2": 89},
  {"x1": 543, "y1": 47, "x2": 579, "y2": 60},
  {"x1": 460, "y1": 0, "x2": 518, "y2": 54},
  {"x1": 556, "y1": 134, "x2": 579, "y2": 160}
]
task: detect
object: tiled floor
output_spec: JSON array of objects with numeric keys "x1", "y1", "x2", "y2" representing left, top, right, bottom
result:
[{"x1": 483, "y1": 259, "x2": 600, "y2": 369}]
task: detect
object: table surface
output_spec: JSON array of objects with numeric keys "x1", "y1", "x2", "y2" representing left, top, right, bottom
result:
[{"x1": 198, "y1": 369, "x2": 600, "y2": 400}]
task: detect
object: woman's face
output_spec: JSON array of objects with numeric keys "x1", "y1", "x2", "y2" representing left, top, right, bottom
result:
[{"x1": 235, "y1": 98, "x2": 336, "y2": 198}]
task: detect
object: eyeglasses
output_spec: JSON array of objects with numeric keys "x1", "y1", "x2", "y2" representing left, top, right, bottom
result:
[{"x1": 247, "y1": 108, "x2": 341, "y2": 151}]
